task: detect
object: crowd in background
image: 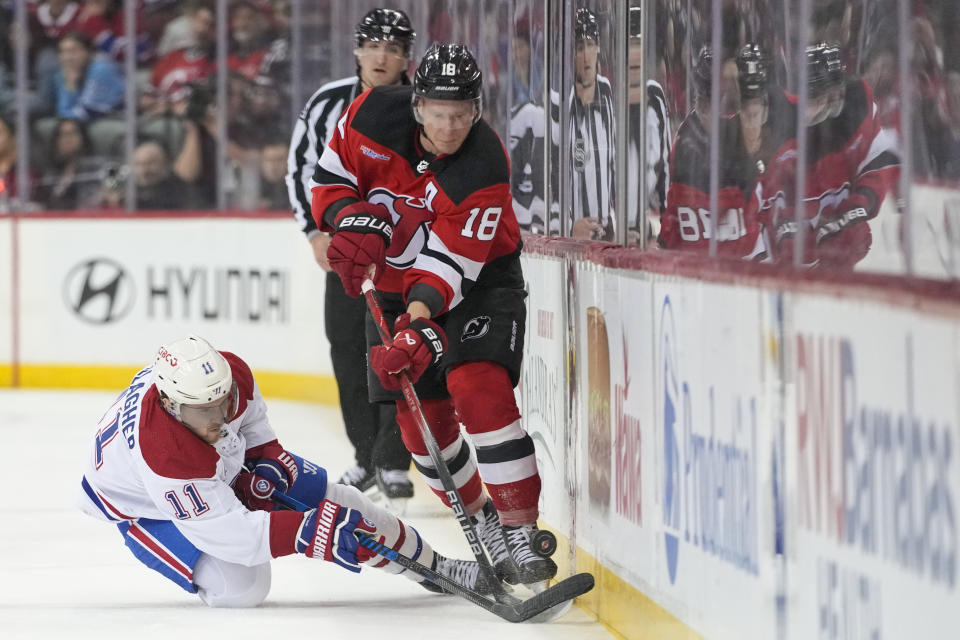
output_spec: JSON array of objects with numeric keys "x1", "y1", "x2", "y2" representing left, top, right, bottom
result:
[
  {"x1": 0, "y1": 0, "x2": 957, "y2": 272},
  {"x1": 0, "y1": 0, "x2": 300, "y2": 211}
]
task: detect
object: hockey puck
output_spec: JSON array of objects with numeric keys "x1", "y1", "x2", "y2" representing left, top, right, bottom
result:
[{"x1": 531, "y1": 530, "x2": 557, "y2": 557}]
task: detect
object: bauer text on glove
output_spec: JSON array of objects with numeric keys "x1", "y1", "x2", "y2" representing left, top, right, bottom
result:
[
  {"x1": 369, "y1": 314, "x2": 447, "y2": 389},
  {"x1": 327, "y1": 201, "x2": 393, "y2": 296}
]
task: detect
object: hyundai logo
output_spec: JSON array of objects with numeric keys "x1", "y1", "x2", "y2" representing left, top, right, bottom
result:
[{"x1": 63, "y1": 258, "x2": 135, "y2": 324}]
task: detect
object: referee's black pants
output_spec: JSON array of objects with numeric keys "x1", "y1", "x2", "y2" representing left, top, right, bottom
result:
[{"x1": 324, "y1": 271, "x2": 411, "y2": 473}]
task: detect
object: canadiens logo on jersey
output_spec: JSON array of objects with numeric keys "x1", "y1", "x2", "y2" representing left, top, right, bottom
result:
[{"x1": 461, "y1": 316, "x2": 491, "y2": 341}]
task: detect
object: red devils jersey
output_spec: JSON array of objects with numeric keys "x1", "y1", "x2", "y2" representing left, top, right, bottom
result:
[
  {"x1": 659, "y1": 111, "x2": 765, "y2": 258},
  {"x1": 660, "y1": 88, "x2": 797, "y2": 259},
  {"x1": 311, "y1": 85, "x2": 522, "y2": 314},
  {"x1": 760, "y1": 79, "x2": 900, "y2": 267}
]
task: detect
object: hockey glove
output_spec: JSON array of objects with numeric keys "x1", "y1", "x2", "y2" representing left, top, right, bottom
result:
[
  {"x1": 815, "y1": 206, "x2": 869, "y2": 245},
  {"x1": 295, "y1": 499, "x2": 378, "y2": 572},
  {"x1": 327, "y1": 201, "x2": 394, "y2": 297},
  {"x1": 234, "y1": 445, "x2": 299, "y2": 511},
  {"x1": 370, "y1": 314, "x2": 447, "y2": 390}
]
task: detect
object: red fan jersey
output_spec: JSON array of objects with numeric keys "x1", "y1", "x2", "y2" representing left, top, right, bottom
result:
[
  {"x1": 151, "y1": 48, "x2": 216, "y2": 103},
  {"x1": 760, "y1": 78, "x2": 900, "y2": 267},
  {"x1": 311, "y1": 85, "x2": 522, "y2": 314}
]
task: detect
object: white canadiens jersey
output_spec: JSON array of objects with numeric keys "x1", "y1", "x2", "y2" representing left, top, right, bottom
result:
[{"x1": 78, "y1": 352, "x2": 280, "y2": 566}]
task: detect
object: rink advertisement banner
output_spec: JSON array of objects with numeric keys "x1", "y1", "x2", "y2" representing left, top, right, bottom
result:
[
  {"x1": 0, "y1": 217, "x2": 12, "y2": 383},
  {"x1": 786, "y1": 297, "x2": 960, "y2": 640},
  {"x1": 15, "y1": 216, "x2": 330, "y2": 376},
  {"x1": 574, "y1": 265, "x2": 656, "y2": 590},
  {"x1": 652, "y1": 281, "x2": 778, "y2": 639},
  {"x1": 519, "y1": 254, "x2": 571, "y2": 529}
]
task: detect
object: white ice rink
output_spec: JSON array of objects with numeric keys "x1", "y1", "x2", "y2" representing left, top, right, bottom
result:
[{"x1": 0, "y1": 390, "x2": 611, "y2": 639}]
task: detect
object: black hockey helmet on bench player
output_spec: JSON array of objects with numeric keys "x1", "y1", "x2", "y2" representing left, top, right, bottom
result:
[
  {"x1": 806, "y1": 42, "x2": 846, "y2": 124},
  {"x1": 355, "y1": 8, "x2": 416, "y2": 58},
  {"x1": 412, "y1": 44, "x2": 483, "y2": 125},
  {"x1": 693, "y1": 45, "x2": 713, "y2": 96},
  {"x1": 806, "y1": 42, "x2": 845, "y2": 96},
  {"x1": 736, "y1": 43, "x2": 768, "y2": 99}
]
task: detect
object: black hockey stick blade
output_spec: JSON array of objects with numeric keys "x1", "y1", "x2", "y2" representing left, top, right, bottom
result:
[{"x1": 356, "y1": 532, "x2": 594, "y2": 623}]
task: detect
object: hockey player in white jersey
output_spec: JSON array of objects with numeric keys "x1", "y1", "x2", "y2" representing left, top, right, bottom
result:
[{"x1": 77, "y1": 335, "x2": 498, "y2": 607}]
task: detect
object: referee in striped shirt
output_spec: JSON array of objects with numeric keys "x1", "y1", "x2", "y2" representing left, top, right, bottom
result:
[
  {"x1": 285, "y1": 8, "x2": 416, "y2": 501},
  {"x1": 550, "y1": 7, "x2": 617, "y2": 240},
  {"x1": 627, "y1": 6, "x2": 671, "y2": 244}
]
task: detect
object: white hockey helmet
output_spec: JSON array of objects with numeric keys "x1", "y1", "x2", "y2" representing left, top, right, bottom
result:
[{"x1": 153, "y1": 335, "x2": 236, "y2": 422}]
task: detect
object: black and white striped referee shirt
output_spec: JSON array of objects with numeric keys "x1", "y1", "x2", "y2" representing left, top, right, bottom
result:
[
  {"x1": 285, "y1": 76, "x2": 363, "y2": 238},
  {"x1": 627, "y1": 79, "x2": 672, "y2": 232},
  {"x1": 550, "y1": 74, "x2": 617, "y2": 239}
]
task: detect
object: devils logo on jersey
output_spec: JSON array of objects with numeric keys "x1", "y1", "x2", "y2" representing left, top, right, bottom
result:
[
  {"x1": 367, "y1": 186, "x2": 438, "y2": 269},
  {"x1": 461, "y1": 316, "x2": 491, "y2": 341}
]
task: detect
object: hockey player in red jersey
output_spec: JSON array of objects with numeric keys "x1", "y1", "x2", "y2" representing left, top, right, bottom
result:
[
  {"x1": 311, "y1": 44, "x2": 557, "y2": 587},
  {"x1": 659, "y1": 45, "x2": 776, "y2": 258},
  {"x1": 78, "y1": 335, "x2": 497, "y2": 606},
  {"x1": 761, "y1": 43, "x2": 900, "y2": 268}
]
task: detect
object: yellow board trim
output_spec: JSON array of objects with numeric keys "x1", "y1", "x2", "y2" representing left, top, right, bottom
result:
[
  {"x1": 542, "y1": 525, "x2": 704, "y2": 640},
  {"x1": 3, "y1": 363, "x2": 340, "y2": 406}
]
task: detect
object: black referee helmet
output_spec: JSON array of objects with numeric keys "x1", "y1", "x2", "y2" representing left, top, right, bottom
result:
[
  {"x1": 575, "y1": 7, "x2": 600, "y2": 42},
  {"x1": 629, "y1": 6, "x2": 642, "y2": 39},
  {"x1": 355, "y1": 8, "x2": 416, "y2": 58}
]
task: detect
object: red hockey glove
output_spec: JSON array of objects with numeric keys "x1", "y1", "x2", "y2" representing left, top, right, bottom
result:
[
  {"x1": 815, "y1": 206, "x2": 869, "y2": 245},
  {"x1": 370, "y1": 314, "x2": 447, "y2": 390},
  {"x1": 327, "y1": 201, "x2": 393, "y2": 297},
  {"x1": 234, "y1": 446, "x2": 299, "y2": 511},
  {"x1": 295, "y1": 499, "x2": 378, "y2": 572},
  {"x1": 233, "y1": 470, "x2": 276, "y2": 511}
]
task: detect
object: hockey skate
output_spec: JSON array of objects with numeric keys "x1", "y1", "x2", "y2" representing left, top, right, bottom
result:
[
  {"x1": 472, "y1": 499, "x2": 522, "y2": 584},
  {"x1": 501, "y1": 523, "x2": 558, "y2": 589},
  {"x1": 336, "y1": 463, "x2": 376, "y2": 493},
  {"x1": 421, "y1": 553, "x2": 502, "y2": 596},
  {"x1": 375, "y1": 468, "x2": 414, "y2": 515}
]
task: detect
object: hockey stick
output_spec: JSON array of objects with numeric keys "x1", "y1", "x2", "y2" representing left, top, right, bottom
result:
[
  {"x1": 272, "y1": 491, "x2": 594, "y2": 623},
  {"x1": 359, "y1": 278, "x2": 510, "y2": 600}
]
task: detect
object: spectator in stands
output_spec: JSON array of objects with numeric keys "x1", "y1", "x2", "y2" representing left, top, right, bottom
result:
[
  {"x1": 0, "y1": 115, "x2": 34, "y2": 204},
  {"x1": 227, "y1": 0, "x2": 269, "y2": 81},
  {"x1": 231, "y1": 74, "x2": 285, "y2": 151},
  {"x1": 257, "y1": 138, "x2": 288, "y2": 209},
  {"x1": 0, "y1": 64, "x2": 15, "y2": 118},
  {"x1": 132, "y1": 139, "x2": 187, "y2": 210},
  {"x1": 36, "y1": 117, "x2": 104, "y2": 209},
  {"x1": 173, "y1": 80, "x2": 218, "y2": 208},
  {"x1": 37, "y1": 31, "x2": 124, "y2": 121},
  {"x1": 145, "y1": 0, "x2": 215, "y2": 116},
  {"x1": 75, "y1": 0, "x2": 152, "y2": 63},
  {"x1": 256, "y1": 0, "x2": 293, "y2": 104},
  {"x1": 927, "y1": 71, "x2": 960, "y2": 180}
]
